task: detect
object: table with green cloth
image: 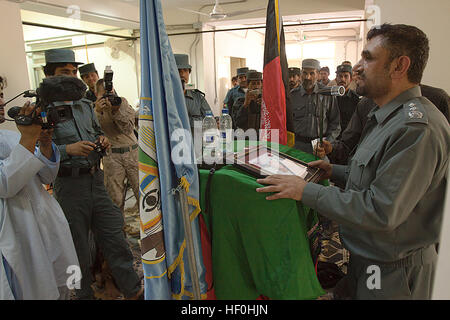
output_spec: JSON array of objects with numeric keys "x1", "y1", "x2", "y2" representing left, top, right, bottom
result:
[{"x1": 199, "y1": 141, "x2": 326, "y2": 300}]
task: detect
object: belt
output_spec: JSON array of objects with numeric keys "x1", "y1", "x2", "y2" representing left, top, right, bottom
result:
[
  {"x1": 111, "y1": 144, "x2": 138, "y2": 154},
  {"x1": 57, "y1": 164, "x2": 100, "y2": 177},
  {"x1": 351, "y1": 245, "x2": 438, "y2": 268},
  {"x1": 295, "y1": 135, "x2": 315, "y2": 143}
]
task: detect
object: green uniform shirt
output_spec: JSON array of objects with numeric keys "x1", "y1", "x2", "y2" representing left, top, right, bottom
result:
[
  {"x1": 52, "y1": 98, "x2": 104, "y2": 168},
  {"x1": 290, "y1": 83, "x2": 341, "y2": 153},
  {"x1": 303, "y1": 86, "x2": 449, "y2": 262},
  {"x1": 185, "y1": 89, "x2": 212, "y2": 131}
]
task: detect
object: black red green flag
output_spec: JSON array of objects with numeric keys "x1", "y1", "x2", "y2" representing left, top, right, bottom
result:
[{"x1": 260, "y1": 0, "x2": 289, "y2": 145}]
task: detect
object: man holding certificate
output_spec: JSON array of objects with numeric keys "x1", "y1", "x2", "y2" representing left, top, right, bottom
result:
[{"x1": 257, "y1": 24, "x2": 449, "y2": 300}]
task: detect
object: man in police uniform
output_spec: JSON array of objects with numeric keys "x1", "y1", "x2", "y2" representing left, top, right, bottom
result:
[
  {"x1": 288, "y1": 67, "x2": 301, "y2": 91},
  {"x1": 79, "y1": 63, "x2": 99, "y2": 103},
  {"x1": 334, "y1": 64, "x2": 361, "y2": 139},
  {"x1": 257, "y1": 24, "x2": 449, "y2": 299},
  {"x1": 44, "y1": 49, "x2": 142, "y2": 300},
  {"x1": 234, "y1": 70, "x2": 263, "y2": 131},
  {"x1": 290, "y1": 58, "x2": 341, "y2": 154},
  {"x1": 174, "y1": 54, "x2": 213, "y2": 132},
  {"x1": 223, "y1": 67, "x2": 249, "y2": 118},
  {"x1": 319, "y1": 66, "x2": 331, "y2": 86}
]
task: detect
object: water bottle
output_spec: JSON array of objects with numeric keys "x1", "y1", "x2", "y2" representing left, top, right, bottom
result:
[
  {"x1": 219, "y1": 108, "x2": 233, "y2": 156},
  {"x1": 202, "y1": 111, "x2": 219, "y2": 164}
]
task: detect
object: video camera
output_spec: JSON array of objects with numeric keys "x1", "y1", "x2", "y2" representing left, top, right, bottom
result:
[
  {"x1": 2, "y1": 76, "x2": 86, "y2": 129},
  {"x1": 103, "y1": 66, "x2": 122, "y2": 106}
]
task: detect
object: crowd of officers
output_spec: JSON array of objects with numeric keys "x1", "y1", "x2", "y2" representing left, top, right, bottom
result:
[{"x1": 175, "y1": 53, "x2": 449, "y2": 162}]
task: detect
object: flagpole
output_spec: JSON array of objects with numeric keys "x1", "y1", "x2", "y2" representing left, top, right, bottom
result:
[{"x1": 178, "y1": 186, "x2": 202, "y2": 300}]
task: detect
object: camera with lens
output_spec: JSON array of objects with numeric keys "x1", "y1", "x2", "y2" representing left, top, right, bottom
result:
[
  {"x1": 103, "y1": 66, "x2": 122, "y2": 107},
  {"x1": 94, "y1": 140, "x2": 106, "y2": 157},
  {"x1": 4, "y1": 76, "x2": 87, "y2": 129}
]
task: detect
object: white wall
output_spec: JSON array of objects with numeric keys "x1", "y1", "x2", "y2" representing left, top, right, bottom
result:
[
  {"x1": 20, "y1": 0, "x2": 139, "y2": 29},
  {"x1": 202, "y1": 28, "x2": 265, "y2": 116},
  {"x1": 72, "y1": 41, "x2": 140, "y2": 109},
  {"x1": 433, "y1": 166, "x2": 450, "y2": 299},
  {"x1": 0, "y1": 1, "x2": 31, "y2": 132}
]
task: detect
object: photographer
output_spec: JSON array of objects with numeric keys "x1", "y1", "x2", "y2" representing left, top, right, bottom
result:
[
  {"x1": 43, "y1": 48, "x2": 143, "y2": 300},
  {"x1": 94, "y1": 79, "x2": 139, "y2": 227},
  {"x1": 0, "y1": 87, "x2": 79, "y2": 299},
  {"x1": 78, "y1": 63, "x2": 99, "y2": 103},
  {"x1": 234, "y1": 70, "x2": 263, "y2": 131}
]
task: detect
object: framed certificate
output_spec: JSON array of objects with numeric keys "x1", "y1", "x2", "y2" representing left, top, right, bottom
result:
[{"x1": 229, "y1": 145, "x2": 324, "y2": 183}]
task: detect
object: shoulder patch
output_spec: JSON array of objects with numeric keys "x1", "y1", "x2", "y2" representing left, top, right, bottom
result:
[
  {"x1": 193, "y1": 89, "x2": 205, "y2": 97},
  {"x1": 403, "y1": 98, "x2": 428, "y2": 125}
]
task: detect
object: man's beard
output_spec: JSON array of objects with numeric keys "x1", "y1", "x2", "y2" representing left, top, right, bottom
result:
[
  {"x1": 302, "y1": 79, "x2": 315, "y2": 90},
  {"x1": 338, "y1": 81, "x2": 349, "y2": 90},
  {"x1": 356, "y1": 72, "x2": 390, "y2": 99},
  {"x1": 289, "y1": 81, "x2": 297, "y2": 89}
]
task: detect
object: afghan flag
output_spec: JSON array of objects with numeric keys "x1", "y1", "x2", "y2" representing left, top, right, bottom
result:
[{"x1": 260, "y1": 0, "x2": 289, "y2": 145}]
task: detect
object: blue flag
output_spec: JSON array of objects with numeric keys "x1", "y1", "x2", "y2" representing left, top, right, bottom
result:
[{"x1": 139, "y1": 0, "x2": 207, "y2": 300}]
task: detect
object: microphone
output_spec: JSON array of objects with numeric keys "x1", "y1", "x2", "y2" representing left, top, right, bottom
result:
[
  {"x1": 317, "y1": 86, "x2": 346, "y2": 96},
  {"x1": 23, "y1": 90, "x2": 37, "y2": 98},
  {"x1": 7, "y1": 106, "x2": 22, "y2": 119},
  {"x1": 38, "y1": 76, "x2": 86, "y2": 104}
]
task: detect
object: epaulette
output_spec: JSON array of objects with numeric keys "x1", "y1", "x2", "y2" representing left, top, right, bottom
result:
[
  {"x1": 192, "y1": 89, "x2": 205, "y2": 97},
  {"x1": 403, "y1": 98, "x2": 428, "y2": 125}
]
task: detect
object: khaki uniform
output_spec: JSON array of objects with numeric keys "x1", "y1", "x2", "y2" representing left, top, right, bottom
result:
[
  {"x1": 303, "y1": 86, "x2": 449, "y2": 299},
  {"x1": 95, "y1": 98, "x2": 139, "y2": 213}
]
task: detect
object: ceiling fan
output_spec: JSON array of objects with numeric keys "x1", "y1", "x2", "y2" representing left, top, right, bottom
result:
[{"x1": 179, "y1": 0, "x2": 266, "y2": 20}]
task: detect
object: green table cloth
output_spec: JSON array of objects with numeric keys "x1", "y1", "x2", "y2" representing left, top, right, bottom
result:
[{"x1": 199, "y1": 141, "x2": 326, "y2": 300}]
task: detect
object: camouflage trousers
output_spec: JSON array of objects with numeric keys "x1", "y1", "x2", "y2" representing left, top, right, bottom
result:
[{"x1": 102, "y1": 147, "x2": 140, "y2": 214}]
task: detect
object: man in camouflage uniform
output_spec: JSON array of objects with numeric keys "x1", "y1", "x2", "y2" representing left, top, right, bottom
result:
[{"x1": 94, "y1": 79, "x2": 139, "y2": 224}]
